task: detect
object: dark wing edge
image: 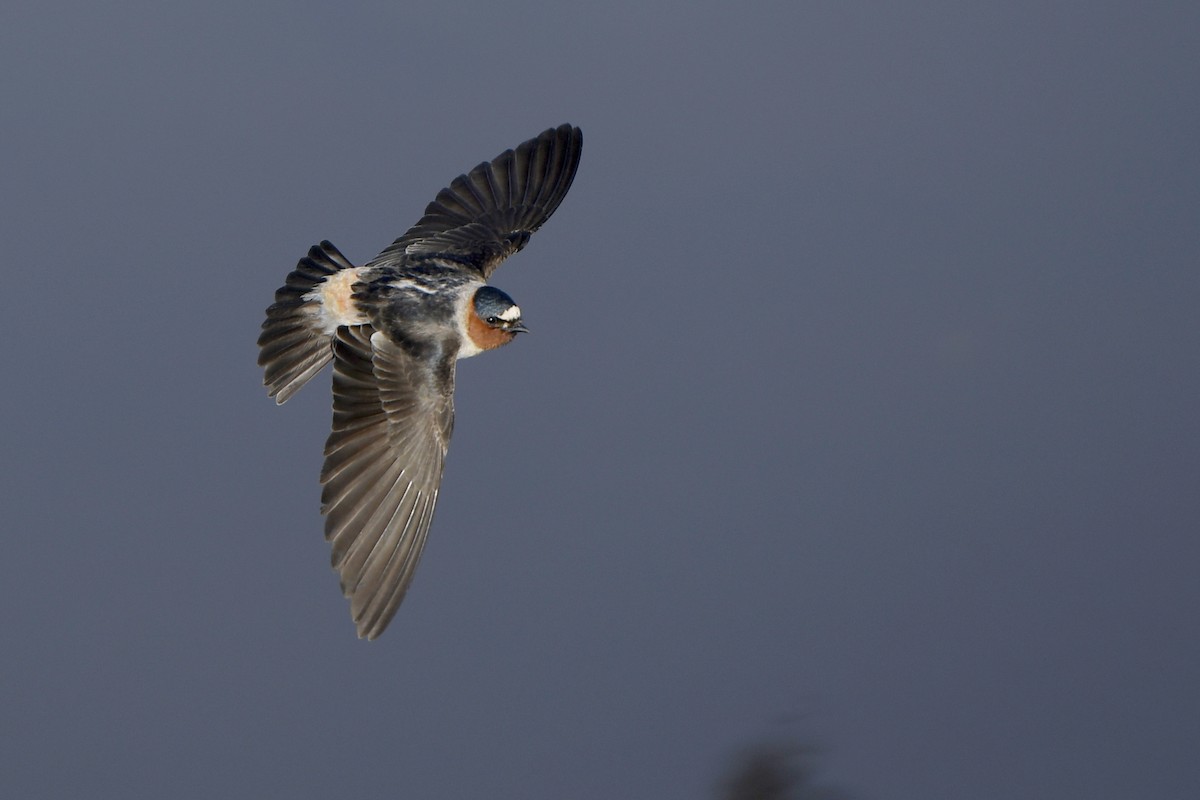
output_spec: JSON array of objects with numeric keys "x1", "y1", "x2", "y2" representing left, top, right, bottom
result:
[
  {"x1": 258, "y1": 240, "x2": 355, "y2": 404},
  {"x1": 369, "y1": 123, "x2": 583, "y2": 277},
  {"x1": 319, "y1": 326, "x2": 456, "y2": 639}
]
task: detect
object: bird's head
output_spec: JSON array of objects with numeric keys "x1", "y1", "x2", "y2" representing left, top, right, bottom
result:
[{"x1": 466, "y1": 286, "x2": 528, "y2": 352}]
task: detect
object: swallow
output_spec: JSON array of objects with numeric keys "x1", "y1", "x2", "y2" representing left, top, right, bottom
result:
[{"x1": 258, "y1": 124, "x2": 582, "y2": 639}]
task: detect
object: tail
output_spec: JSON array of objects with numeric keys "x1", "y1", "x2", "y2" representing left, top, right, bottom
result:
[{"x1": 258, "y1": 240, "x2": 357, "y2": 404}]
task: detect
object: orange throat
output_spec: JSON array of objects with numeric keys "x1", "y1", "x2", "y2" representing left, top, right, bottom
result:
[{"x1": 466, "y1": 308, "x2": 517, "y2": 352}]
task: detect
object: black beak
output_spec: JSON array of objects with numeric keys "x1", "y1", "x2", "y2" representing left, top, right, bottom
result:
[{"x1": 509, "y1": 322, "x2": 530, "y2": 335}]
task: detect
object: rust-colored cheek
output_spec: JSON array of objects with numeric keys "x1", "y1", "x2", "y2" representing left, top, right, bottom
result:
[{"x1": 467, "y1": 310, "x2": 518, "y2": 351}]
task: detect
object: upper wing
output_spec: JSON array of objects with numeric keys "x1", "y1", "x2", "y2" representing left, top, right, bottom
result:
[
  {"x1": 367, "y1": 124, "x2": 583, "y2": 279},
  {"x1": 319, "y1": 325, "x2": 456, "y2": 639}
]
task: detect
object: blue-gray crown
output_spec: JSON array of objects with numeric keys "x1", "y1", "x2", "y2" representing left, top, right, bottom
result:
[{"x1": 473, "y1": 286, "x2": 521, "y2": 324}]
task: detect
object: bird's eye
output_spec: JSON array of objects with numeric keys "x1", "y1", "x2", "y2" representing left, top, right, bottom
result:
[{"x1": 486, "y1": 316, "x2": 500, "y2": 325}]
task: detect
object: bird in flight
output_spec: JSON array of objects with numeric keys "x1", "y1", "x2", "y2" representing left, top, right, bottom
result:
[{"x1": 258, "y1": 124, "x2": 583, "y2": 639}]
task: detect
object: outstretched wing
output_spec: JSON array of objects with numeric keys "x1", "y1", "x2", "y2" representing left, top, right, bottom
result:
[
  {"x1": 368, "y1": 123, "x2": 583, "y2": 279},
  {"x1": 320, "y1": 325, "x2": 456, "y2": 639}
]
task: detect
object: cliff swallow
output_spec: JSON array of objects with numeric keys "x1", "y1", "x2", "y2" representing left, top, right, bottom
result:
[{"x1": 258, "y1": 124, "x2": 582, "y2": 638}]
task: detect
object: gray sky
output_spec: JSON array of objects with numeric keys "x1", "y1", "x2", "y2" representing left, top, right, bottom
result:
[{"x1": 3, "y1": 2, "x2": 1198, "y2": 798}]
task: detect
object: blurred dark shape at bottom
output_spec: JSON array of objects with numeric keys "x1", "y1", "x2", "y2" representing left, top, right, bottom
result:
[{"x1": 719, "y1": 740, "x2": 854, "y2": 800}]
